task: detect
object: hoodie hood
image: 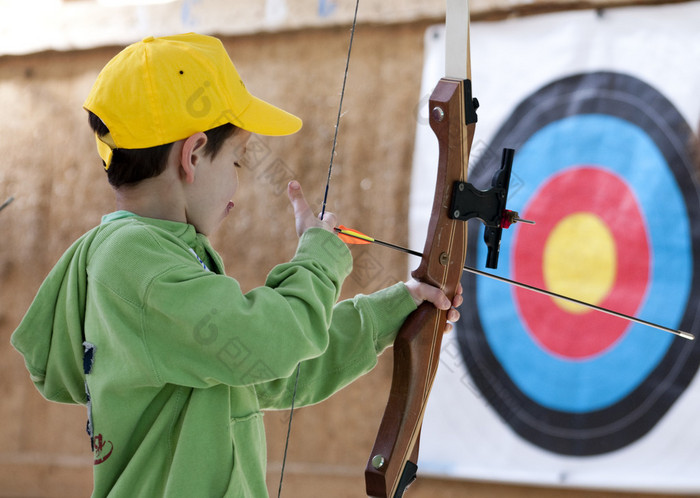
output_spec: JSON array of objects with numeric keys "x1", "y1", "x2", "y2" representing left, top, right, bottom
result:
[{"x1": 11, "y1": 228, "x2": 102, "y2": 405}]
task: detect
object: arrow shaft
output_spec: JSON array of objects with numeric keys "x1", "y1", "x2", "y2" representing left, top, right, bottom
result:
[
  {"x1": 372, "y1": 237, "x2": 424, "y2": 258},
  {"x1": 461, "y1": 263, "x2": 693, "y2": 341},
  {"x1": 338, "y1": 229, "x2": 693, "y2": 340}
]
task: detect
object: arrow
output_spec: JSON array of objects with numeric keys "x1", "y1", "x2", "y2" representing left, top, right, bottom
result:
[{"x1": 335, "y1": 226, "x2": 694, "y2": 341}]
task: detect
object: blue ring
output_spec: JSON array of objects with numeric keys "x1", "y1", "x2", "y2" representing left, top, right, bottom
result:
[{"x1": 477, "y1": 114, "x2": 691, "y2": 412}]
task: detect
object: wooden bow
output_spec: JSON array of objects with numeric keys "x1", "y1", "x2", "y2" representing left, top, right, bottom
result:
[{"x1": 364, "y1": 1, "x2": 476, "y2": 496}]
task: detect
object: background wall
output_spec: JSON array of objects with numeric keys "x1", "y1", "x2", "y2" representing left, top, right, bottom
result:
[{"x1": 0, "y1": 0, "x2": 697, "y2": 496}]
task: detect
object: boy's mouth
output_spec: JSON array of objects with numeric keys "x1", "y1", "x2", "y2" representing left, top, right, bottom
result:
[{"x1": 226, "y1": 201, "x2": 234, "y2": 214}]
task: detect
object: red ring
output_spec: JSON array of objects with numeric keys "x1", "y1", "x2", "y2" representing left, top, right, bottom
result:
[{"x1": 512, "y1": 167, "x2": 650, "y2": 359}]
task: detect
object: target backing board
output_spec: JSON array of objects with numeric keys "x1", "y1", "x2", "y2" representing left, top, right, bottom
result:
[{"x1": 412, "y1": 4, "x2": 700, "y2": 493}]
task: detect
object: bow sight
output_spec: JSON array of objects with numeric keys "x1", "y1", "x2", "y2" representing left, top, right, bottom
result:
[{"x1": 448, "y1": 147, "x2": 533, "y2": 268}]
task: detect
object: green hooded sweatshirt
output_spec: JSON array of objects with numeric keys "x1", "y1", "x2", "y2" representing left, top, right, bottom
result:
[{"x1": 11, "y1": 211, "x2": 417, "y2": 497}]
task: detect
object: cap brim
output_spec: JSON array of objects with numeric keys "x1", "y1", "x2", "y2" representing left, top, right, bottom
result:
[{"x1": 230, "y1": 96, "x2": 302, "y2": 136}]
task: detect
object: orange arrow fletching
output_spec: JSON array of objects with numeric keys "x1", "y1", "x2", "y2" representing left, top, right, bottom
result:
[{"x1": 336, "y1": 225, "x2": 374, "y2": 245}]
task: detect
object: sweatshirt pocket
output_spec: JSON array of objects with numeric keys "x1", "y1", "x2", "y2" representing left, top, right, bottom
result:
[{"x1": 225, "y1": 412, "x2": 268, "y2": 498}]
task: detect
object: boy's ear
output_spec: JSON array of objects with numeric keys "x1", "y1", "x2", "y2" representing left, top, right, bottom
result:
[{"x1": 179, "y1": 132, "x2": 208, "y2": 184}]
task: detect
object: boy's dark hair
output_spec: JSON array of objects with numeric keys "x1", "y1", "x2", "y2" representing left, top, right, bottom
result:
[{"x1": 88, "y1": 111, "x2": 237, "y2": 188}]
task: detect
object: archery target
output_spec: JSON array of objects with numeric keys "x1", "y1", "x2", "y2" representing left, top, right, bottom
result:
[{"x1": 457, "y1": 71, "x2": 700, "y2": 456}]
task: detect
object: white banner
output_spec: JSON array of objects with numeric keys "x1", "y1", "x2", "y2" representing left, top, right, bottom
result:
[{"x1": 414, "y1": 3, "x2": 700, "y2": 493}]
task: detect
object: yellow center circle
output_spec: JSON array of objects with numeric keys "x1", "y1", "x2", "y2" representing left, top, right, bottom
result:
[{"x1": 543, "y1": 212, "x2": 617, "y2": 314}]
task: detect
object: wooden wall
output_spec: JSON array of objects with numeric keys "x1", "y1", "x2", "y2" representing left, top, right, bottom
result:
[{"x1": 0, "y1": 4, "x2": 696, "y2": 498}]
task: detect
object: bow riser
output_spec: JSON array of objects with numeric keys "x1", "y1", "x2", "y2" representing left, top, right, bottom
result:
[
  {"x1": 414, "y1": 78, "x2": 473, "y2": 286},
  {"x1": 365, "y1": 77, "x2": 473, "y2": 498}
]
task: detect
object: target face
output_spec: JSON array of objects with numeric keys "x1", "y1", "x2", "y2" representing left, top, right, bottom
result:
[{"x1": 458, "y1": 72, "x2": 700, "y2": 455}]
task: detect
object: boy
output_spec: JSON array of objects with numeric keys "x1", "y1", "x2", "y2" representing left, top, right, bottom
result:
[{"x1": 11, "y1": 33, "x2": 461, "y2": 497}]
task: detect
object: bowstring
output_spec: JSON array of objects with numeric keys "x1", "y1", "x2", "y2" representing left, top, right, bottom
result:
[
  {"x1": 320, "y1": 0, "x2": 360, "y2": 219},
  {"x1": 277, "y1": 363, "x2": 300, "y2": 498},
  {"x1": 277, "y1": 1, "x2": 360, "y2": 496}
]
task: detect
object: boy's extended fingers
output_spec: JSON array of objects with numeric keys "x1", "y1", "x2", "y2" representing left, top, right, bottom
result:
[
  {"x1": 287, "y1": 180, "x2": 317, "y2": 237},
  {"x1": 287, "y1": 181, "x2": 337, "y2": 235},
  {"x1": 287, "y1": 181, "x2": 312, "y2": 218}
]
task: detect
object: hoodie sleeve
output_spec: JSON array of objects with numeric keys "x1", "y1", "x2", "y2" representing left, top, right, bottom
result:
[
  {"x1": 89, "y1": 227, "x2": 355, "y2": 389},
  {"x1": 255, "y1": 282, "x2": 417, "y2": 410}
]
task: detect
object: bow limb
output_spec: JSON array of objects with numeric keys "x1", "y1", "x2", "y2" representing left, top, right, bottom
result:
[{"x1": 364, "y1": 1, "x2": 475, "y2": 497}]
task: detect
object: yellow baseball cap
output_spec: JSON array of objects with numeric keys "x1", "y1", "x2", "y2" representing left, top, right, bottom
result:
[{"x1": 84, "y1": 33, "x2": 302, "y2": 166}]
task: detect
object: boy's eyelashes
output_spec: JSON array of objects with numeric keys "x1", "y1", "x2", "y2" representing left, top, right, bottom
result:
[{"x1": 234, "y1": 161, "x2": 242, "y2": 168}]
